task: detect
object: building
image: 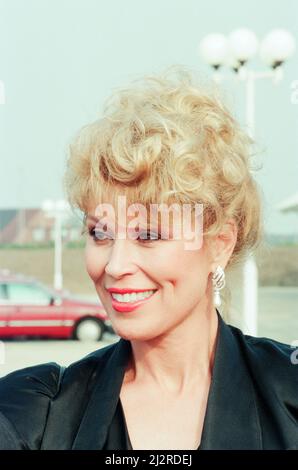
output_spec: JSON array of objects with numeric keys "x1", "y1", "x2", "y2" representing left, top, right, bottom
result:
[{"x1": 0, "y1": 208, "x2": 83, "y2": 244}]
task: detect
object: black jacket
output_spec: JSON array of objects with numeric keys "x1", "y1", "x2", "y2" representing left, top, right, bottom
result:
[{"x1": 0, "y1": 312, "x2": 297, "y2": 450}]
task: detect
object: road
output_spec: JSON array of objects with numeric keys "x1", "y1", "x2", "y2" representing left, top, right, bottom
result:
[{"x1": 0, "y1": 332, "x2": 119, "y2": 377}]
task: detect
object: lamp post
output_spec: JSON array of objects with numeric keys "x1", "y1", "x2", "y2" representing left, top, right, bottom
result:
[
  {"x1": 199, "y1": 28, "x2": 296, "y2": 335},
  {"x1": 42, "y1": 199, "x2": 70, "y2": 291}
]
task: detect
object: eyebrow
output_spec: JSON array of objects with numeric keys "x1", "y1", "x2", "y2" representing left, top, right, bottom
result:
[
  {"x1": 86, "y1": 215, "x2": 100, "y2": 222},
  {"x1": 85, "y1": 215, "x2": 117, "y2": 228},
  {"x1": 85, "y1": 215, "x2": 163, "y2": 231},
  {"x1": 86, "y1": 214, "x2": 152, "y2": 226}
]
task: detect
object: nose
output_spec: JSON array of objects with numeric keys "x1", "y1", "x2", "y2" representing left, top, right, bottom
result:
[{"x1": 104, "y1": 239, "x2": 138, "y2": 279}]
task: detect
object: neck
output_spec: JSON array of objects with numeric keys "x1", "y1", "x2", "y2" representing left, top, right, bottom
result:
[{"x1": 125, "y1": 299, "x2": 219, "y2": 396}]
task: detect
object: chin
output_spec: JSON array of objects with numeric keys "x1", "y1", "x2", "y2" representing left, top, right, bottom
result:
[{"x1": 113, "y1": 324, "x2": 162, "y2": 342}]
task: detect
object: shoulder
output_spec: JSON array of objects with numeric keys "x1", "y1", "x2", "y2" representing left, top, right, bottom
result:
[
  {"x1": 228, "y1": 323, "x2": 298, "y2": 408},
  {"x1": 0, "y1": 341, "x2": 118, "y2": 449},
  {"x1": 229, "y1": 322, "x2": 297, "y2": 373},
  {"x1": 0, "y1": 362, "x2": 62, "y2": 449},
  {"x1": 0, "y1": 361, "x2": 62, "y2": 395}
]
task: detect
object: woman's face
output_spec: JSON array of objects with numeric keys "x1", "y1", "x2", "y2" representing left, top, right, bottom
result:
[{"x1": 84, "y1": 202, "x2": 215, "y2": 341}]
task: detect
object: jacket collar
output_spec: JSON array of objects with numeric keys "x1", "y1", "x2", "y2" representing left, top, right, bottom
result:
[
  {"x1": 72, "y1": 334, "x2": 131, "y2": 449},
  {"x1": 72, "y1": 312, "x2": 262, "y2": 449},
  {"x1": 199, "y1": 313, "x2": 262, "y2": 449}
]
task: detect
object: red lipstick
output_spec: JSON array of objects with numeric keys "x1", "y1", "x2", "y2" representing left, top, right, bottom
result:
[
  {"x1": 107, "y1": 289, "x2": 158, "y2": 313},
  {"x1": 107, "y1": 287, "x2": 156, "y2": 294}
]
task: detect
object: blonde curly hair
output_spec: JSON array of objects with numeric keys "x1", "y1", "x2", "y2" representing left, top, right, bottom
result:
[{"x1": 64, "y1": 67, "x2": 263, "y2": 269}]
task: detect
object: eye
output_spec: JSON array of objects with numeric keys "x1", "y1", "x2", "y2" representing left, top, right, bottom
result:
[
  {"x1": 87, "y1": 227, "x2": 162, "y2": 243},
  {"x1": 137, "y1": 231, "x2": 162, "y2": 242},
  {"x1": 88, "y1": 227, "x2": 113, "y2": 242}
]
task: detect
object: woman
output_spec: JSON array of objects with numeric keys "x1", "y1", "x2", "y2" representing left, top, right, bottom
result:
[{"x1": 0, "y1": 69, "x2": 297, "y2": 450}]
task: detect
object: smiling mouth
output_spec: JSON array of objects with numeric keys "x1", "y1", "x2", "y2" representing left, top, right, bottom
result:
[
  {"x1": 110, "y1": 290, "x2": 158, "y2": 304},
  {"x1": 109, "y1": 289, "x2": 158, "y2": 312}
]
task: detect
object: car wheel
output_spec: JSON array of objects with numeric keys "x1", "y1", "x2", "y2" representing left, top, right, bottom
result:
[{"x1": 74, "y1": 318, "x2": 104, "y2": 341}]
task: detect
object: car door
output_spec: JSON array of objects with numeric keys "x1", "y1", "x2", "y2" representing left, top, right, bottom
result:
[{"x1": 6, "y1": 281, "x2": 66, "y2": 338}]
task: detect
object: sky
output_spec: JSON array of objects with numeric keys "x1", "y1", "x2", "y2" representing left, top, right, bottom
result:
[{"x1": 0, "y1": 0, "x2": 297, "y2": 235}]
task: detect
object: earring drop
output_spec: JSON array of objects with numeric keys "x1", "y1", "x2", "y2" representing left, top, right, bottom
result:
[{"x1": 212, "y1": 265, "x2": 225, "y2": 307}]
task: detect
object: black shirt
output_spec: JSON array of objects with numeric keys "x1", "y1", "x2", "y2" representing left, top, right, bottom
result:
[{"x1": 103, "y1": 399, "x2": 201, "y2": 450}]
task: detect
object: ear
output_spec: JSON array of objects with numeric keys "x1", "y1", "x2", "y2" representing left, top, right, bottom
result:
[{"x1": 209, "y1": 219, "x2": 238, "y2": 272}]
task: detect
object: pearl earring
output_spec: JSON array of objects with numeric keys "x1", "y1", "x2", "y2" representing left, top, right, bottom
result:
[{"x1": 212, "y1": 265, "x2": 226, "y2": 307}]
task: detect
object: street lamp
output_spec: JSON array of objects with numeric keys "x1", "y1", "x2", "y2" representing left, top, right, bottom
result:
[
  {"x1": 260, "y1": 29, "x2": 296, "y2": 68},
  {"x1": 199, "y1": 28, "x2": 296, "y2": 336},
  {"x1": 199, "y1": 33, "x2": 229, "y2": 69},
  {"x1": 42, "y1": 199, "x2": 70, "y2": 291},
  {"x1": 228, "y1": 28, "x2": 259, "y2": 65}
]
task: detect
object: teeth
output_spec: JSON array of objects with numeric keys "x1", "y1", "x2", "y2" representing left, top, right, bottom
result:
[{"x1": 111, "y1": 290, "x2": 156, "y2": 303}]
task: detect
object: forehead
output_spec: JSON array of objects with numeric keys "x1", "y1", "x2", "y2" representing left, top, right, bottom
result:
[
  {"x1": 86, "y1": 203, "x2": 180, "y2": 227},
  {"x1": 85, "y1": 197, "x2": 203, "y2": 235},
  {"x1": 86, "y1": 181, "x2": 186, "y2": 212}
]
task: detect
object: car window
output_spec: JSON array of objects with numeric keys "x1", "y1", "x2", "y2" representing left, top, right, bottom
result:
[{"x1": 6, "y1": 283, "x2": 51, "y2": 305}]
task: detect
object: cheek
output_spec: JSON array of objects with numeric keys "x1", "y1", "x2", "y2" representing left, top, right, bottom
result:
[
  {"x1": 174, "y1": 250, "x2": 211, "y2": 294},
  {"x1": 84, "y1": 244, "x2": 105, "y2": 281},
  {"x1": 151, "y1": 247, "x2": 210, "y2": 295}
]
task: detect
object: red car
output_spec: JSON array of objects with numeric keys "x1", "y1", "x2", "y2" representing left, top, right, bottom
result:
[{"x1": 0, "y1": 270, "x2": 113, "y2": 341}]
